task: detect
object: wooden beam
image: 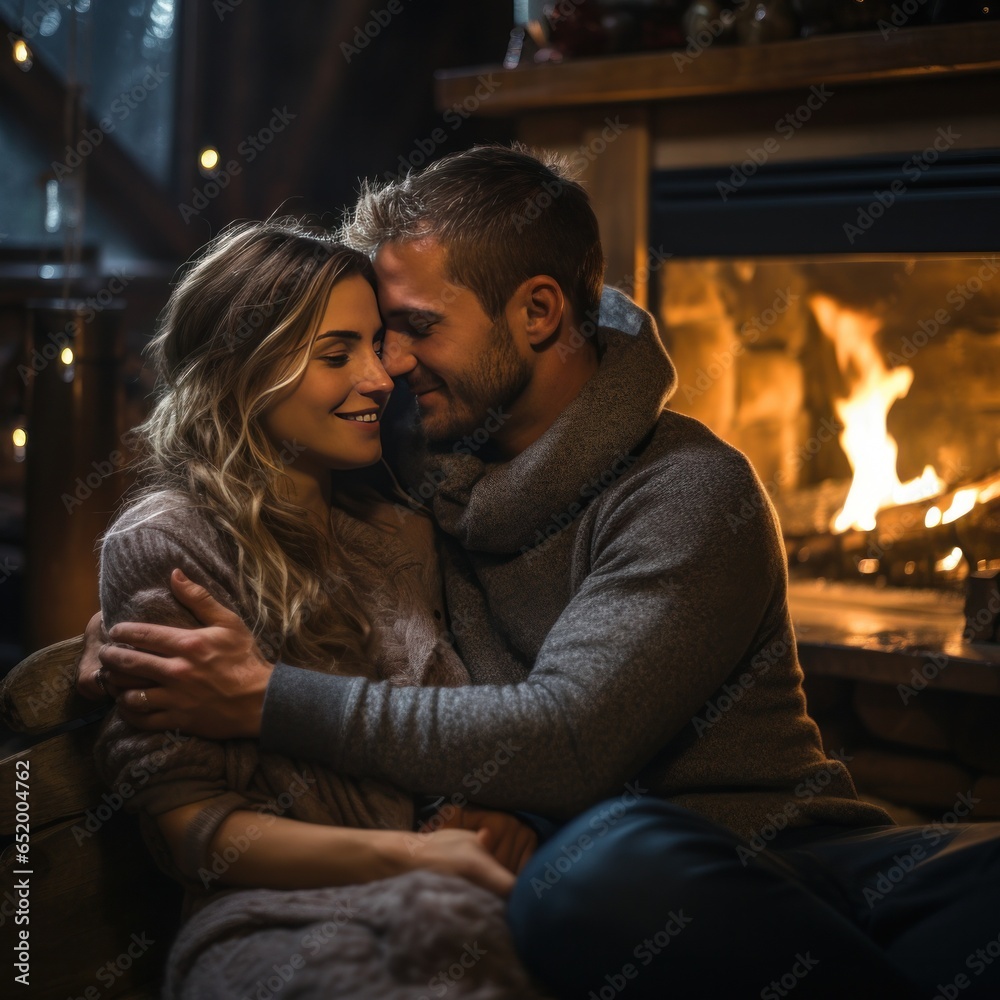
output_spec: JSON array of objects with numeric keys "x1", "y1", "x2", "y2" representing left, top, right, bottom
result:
[{"x1": 435, "y1": 22, "x2": 1000, "y2": 115}]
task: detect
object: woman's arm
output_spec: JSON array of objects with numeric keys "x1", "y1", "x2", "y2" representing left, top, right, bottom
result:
[{"x1": 157, "y1": 802, "x2": 516, "y2": 896}]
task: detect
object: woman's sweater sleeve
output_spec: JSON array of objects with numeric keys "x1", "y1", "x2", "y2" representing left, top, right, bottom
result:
[{"x1": 94, "y1": 508, "x2": 258, "y2": 880}]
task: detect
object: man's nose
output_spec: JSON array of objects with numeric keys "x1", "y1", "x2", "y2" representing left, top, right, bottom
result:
[{"x1": 380, "y1": 329, "x2": 417, "y2": 378}]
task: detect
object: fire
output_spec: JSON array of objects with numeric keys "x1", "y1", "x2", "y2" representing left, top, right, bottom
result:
[{"x1": 810, "y1": 295, "x2": 945, "y2": 533}]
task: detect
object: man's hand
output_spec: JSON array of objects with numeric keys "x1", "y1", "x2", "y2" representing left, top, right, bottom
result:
[
  {"x1": 100, "y1": 568, "x2": 274, "y2": 739},
  {"x1": 425, "y1": 805, "x2": 538, "y2": 875},
  {"x1": 76, "y1": 611, "x2": 113, "y2": 701}
]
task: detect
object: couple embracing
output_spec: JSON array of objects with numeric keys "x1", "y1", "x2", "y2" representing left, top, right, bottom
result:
[{"x1": 78, "y1": 146, "x2": 998, "y2": 999}]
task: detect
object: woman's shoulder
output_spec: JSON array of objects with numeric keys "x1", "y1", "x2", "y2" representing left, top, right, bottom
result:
[
  {"x1": 102, "y1": 489, "x2": 232, "y2": 571},
  {"x1": 108, "y1": 488, "x2": 220, "y2": 541},
  {"x1": 100, "y1": 489, "x2": 242, "y2": 610}
]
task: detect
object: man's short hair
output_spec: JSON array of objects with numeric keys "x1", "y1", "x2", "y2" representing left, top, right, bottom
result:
[{"x1": 343, "y1": 144, "x2": 606, "y2": 324}]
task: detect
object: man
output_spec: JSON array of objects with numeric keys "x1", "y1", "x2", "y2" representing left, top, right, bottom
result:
[{"x1": 79, "y1": 147, "x2": 998, "y2": 999}]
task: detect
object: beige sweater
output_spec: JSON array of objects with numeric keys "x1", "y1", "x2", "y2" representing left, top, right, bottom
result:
[{"x1": 94, "y1": 488, "x2": 468, "y2": 901}]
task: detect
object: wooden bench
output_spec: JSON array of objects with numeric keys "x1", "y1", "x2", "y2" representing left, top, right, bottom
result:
[{"x1": 0, "y1": 636, "x2": 182, "y2": 1000}]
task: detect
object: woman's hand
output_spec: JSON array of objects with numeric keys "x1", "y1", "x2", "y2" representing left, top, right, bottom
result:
[
  {"x1": 424, "y1": 805, "x2": 538, "y2": 875},
  {"x1": 401, "y1": 827, "x2": 516, "y2": 896}
]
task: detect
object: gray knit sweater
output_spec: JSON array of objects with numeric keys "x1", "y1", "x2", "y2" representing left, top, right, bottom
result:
[
  {"x1": 261, "y1": 287, "x2": 892, "y2": 840},
  {"x1": 95, "y1": 494, "x2": 553, "y2": 1000},
  {"x1": 94, "y1": 490, "x2": 468, "y2": 897}
]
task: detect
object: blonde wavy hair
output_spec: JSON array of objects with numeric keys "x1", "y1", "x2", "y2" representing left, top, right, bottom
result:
[{"x1": 128, "y1": 218, "x2": 391, "y2": 670}]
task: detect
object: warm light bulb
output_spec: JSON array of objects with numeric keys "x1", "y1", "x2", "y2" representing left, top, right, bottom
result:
[
  {"x1": 12, "y1": 38, "x2": 32, "y2": 69},
  {"x1": 12, "y1": 428, "x2": 27, "y2": 448},
  {"x1": 60, "y1": 347, "x2": 74, "y2": 365},
  {"x1": 199, "y1": 146, "x2": 220, "y2": 172}
]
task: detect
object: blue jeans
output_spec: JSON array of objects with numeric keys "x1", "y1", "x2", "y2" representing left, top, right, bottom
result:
[{"x1": 508, "y1": 797, "x2": 1000, "y2": 999}]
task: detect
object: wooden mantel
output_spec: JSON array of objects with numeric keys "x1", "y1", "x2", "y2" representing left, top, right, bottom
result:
[
  {"x1": 436, "y1": 22, "x2": 1000, "y2": 113},
  {"x1": 434, "y1": 24, "x2": 1000, "y2": 307}
]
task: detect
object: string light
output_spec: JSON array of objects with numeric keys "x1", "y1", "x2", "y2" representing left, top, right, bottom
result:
[
  {"x1": 12, "y1": 37, "x2": 32, "y2": 70},
  {"x1": 12, "y1": 428, "x2": 27, "y2": 449},
  {"x1": 199, "y1": 146, "x2": 220, "y2": 173},
  {"x1": 60, "y1": 347, "x2": 74, "y2": 365}
]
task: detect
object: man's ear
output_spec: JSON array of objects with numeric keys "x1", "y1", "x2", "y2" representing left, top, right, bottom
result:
[{"x1": 518, "y1": 276, "x2": 565, "y2": 346}]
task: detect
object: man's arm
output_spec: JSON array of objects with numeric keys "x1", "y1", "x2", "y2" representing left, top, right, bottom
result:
[{"x1": 105, "y1": 455, "x2": 782, "y2": 819}]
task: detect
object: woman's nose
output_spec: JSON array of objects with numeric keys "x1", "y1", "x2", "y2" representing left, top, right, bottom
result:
[{"x1": 355, "y1": 353, "x2": 393, "y2": 397}]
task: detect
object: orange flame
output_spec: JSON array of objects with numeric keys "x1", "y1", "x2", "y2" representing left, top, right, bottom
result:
[{"x1": 810, "y1": 294, "x2": 945, "y2": 533}]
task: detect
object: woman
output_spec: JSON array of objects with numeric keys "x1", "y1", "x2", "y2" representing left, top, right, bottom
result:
[{"x1": 94, "y1": 219, "x2": 548, "y2": 999}]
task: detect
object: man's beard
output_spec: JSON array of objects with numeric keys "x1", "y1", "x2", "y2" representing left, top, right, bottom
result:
[{"x1": 422, "y1": 314, "x2": 530, "y2": 450}]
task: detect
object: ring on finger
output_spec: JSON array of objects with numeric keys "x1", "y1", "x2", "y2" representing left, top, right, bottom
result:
[{"x1": 138, "y1": 689, "x2": 150, "y2": 712}]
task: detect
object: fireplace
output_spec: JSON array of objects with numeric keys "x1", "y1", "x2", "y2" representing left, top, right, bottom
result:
[
  {"x1": 648, "y1": 153, "x2": 1000, "y2": 819},
  {"x1": 655, "y1": 252, "x2": 1000, "y2": 588},
  {"x1": 650, "y1": 149, "x2": 1000, "y2": 612}
]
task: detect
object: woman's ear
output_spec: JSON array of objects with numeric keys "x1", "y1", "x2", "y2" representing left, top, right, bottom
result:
[{"x1": 520, "y1": 276, "x2": 565, "y2": 346}]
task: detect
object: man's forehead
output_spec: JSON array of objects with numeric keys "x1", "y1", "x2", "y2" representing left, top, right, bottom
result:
[{"x1": 374, "y1": 238, "x2": 460, "y2": 311}]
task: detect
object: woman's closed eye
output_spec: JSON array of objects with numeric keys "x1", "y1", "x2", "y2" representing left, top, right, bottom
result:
[{"x1": 320, "y1": 354, "x2": 350, "y2": 368}]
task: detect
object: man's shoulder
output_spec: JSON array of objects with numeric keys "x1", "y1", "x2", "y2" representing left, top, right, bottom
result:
[
  {"x1": 637, "y1": 408, "x2": 759, "y2": 490},
  {"x1": 589, "y1": 408, "x2": 778, "y2": 543}
]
